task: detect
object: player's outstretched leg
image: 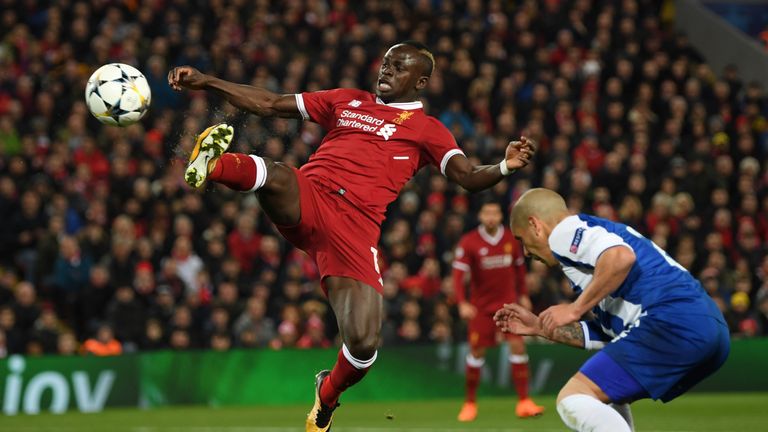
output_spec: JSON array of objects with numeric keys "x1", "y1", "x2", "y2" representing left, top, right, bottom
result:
[
  {"x1": 509, "y1": 338, "x2": 544, "y2": 418},
  {"x1": 307, "y1": 277, "x2": 382, "y2": 432},
  {"x1": 458, "y1": 349, "x2": 484, "y2": 422},
  {"x1": 185, "y1": 123, "x2": 301, "y2": 226}
]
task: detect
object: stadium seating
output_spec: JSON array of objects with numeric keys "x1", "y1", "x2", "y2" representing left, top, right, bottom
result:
[{"x1": 0, "y1": 0, "x2": 766, "y2": 357}]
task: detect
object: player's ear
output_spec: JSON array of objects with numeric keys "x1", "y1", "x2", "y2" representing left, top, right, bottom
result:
[
  {"x1": 415, "y1": 75, "x2": 429, "y2": 91},
  {"x1": 528, "y1": 216, "x2": 540, "y2": 237}
]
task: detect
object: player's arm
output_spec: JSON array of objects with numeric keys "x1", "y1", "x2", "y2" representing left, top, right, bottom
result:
[
  {"x1": 168, "y1": 66, "x2": 301, "y2": 119},
  {"x1": 513, "y1": 242, "x2": 532, "y2": 310},
  {"x1": 571, "y1": 246, "x2": 636, "y2": 315},
  {"x1": 549, "y1": 322, "x2": 586, "y2": 349},
  {"x1": 452, "y1": 244, "x2": 477, "y2": 320},
  {"x1": 445, "y1": 137, "x2": 535, "y2": 192},
  {"x1": 493, "y1": 303, "x2": 585, "y2": 348},
  {"x1": 539, "y1": 246, "x2": 636, "y2": 332}
]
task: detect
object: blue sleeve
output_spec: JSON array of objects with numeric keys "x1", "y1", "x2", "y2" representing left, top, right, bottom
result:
[{"x1": 580, "y1": 320, "x2": 611, "y2": 350}]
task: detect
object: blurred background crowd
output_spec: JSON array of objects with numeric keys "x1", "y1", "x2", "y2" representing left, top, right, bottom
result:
[{"x1": 0, "y1": 0, "x2": 767, "y2": 358}]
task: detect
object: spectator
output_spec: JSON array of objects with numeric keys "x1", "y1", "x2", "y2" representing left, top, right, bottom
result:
[
  {"x1": 57, "y1": 332, "x2": 79, "y2": 356},
  {"x1": 296, "y1": 315, "x2": 332, "y2": 349},
  {"x1": 105, "y1": 286, "x2": 145, "y2": 350},
  {"x1": 169, "y1": 236, "x2": 204, "y2": 296},
  {"x1": 11, "y1": 281, "x2": 40, "y2": 335},
  {"x1": 227, "y1": 214, "x2": 261, "y2": 276},
  {"x1": 141, "y1": 318, "x2": 167, "y2": 351},
  {"x1": 82, "y1": 324, "x2": 122, "y2": 356},
  {"x1": 32, "y1": 308, "x2": 62, "y2": 354},
  {"x1": 233, "y1": 297, "x2": 275, "y2": 348},
  {"x1": 169, "y1": 329, "x2": 192, "y2": 351},
  {"x1": 52, "y1": 236, "x2": 92, "y2": 322},
  {"x1": 210, "y1": 331, "x2": 232, "y2": 352},
  {"x1": 0, "y1": 0, "x2": 764, "y2": 351}
]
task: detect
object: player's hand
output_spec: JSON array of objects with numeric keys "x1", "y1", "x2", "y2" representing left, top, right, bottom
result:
[
  {"x1": 539, "y1": 303, "x2": 581, "y2": 334},
  {"x1": 518, "y1": 295, "x2": 533, "y2": 312},
  {"x1": 493, "y1": 303, "x2": 542, "y2": 336},
  {"x1": 504, "y1": 136, "x2": 536, "y2": 171},
  {"x1": 458, "y1": 302, "x2": 477, "y2": 321},
  {"x1": 168, "y1": 66, "x2": 209, "y2": 91}
]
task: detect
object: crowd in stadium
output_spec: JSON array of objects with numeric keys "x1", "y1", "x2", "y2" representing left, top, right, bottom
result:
[{"x1": 0, "y1": 0, "x2": 767, "y2": 357}]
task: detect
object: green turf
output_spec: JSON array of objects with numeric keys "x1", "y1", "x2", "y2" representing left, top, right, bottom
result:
[{"x1": 2, "y1": 393, "x2": 767, "y2": 432}]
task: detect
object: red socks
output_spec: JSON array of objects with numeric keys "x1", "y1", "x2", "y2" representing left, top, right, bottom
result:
[
  {"x1": 320, "y1": 345, "x2": 377, "y2": 406},
  {"x1": 464, "y1": 353, "x2": 530, "y2": 403},
  {"x1": 465, "y1": 354, "x2": 485, "y2": 403},
  {"x1": 209, "y1": 153, "x2": 267, "y2": 191},
  {"x1": 510, "y1": 354, "x2": 530, "y2": 400}
]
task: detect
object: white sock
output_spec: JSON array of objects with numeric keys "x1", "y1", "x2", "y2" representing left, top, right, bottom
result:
[
  {"x1": 611, "y1": 403, "x2": 634, "y2": 431},
  {"x1": 556, "y1": 394, "x2": 631, "y2": 432},
  {"x1": 246, "y1": 155, "x2": 267, "y2": 192}
]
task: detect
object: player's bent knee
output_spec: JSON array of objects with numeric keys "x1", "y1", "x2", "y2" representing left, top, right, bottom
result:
[
  {"x1": 344, "y1": 335, "x2": 378, "y2": 360},
  {"x1": 557, "y1": 373, "x2": 609, "y2": 404},
  {"x1": 261, "y1": 160, "x2": 295, "y2": 193}
]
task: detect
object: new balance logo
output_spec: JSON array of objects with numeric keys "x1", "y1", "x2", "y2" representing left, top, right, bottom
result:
[
  {"x1": 348, "y1": 100, "x2": 362, "y2": 107},
  {"x1": 376, "y1": 124, "x2": 397, "y2": 140}
]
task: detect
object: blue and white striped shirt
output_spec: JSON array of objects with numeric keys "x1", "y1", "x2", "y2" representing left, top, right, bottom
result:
[{"x1": 549, "y1": 214, "x2": 712, "y2": 349}]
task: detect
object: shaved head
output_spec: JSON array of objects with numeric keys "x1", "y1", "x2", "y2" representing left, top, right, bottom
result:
[{"x1": 511, "y1": 188, "x2": 569, "y2": 229}]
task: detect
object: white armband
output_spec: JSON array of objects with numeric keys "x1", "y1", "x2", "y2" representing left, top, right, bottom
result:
[{"x1": 499, "y1": 160, "x2": 514, "y2": 176}]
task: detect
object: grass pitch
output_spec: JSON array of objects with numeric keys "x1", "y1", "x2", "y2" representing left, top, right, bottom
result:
[{"x1": 2, "y1": 393, "x2": 766, "y2": 432}]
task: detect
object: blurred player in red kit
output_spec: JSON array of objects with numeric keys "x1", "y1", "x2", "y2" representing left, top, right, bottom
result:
[
  {"x1": 168, "y1": 41, "x2": 536, "y2": 431},
  {"x1": 453, "y1": 201, "x2": 544, "y2": 421}
]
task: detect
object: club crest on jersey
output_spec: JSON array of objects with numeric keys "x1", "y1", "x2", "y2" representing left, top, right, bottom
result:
[
  {"x1": 348, "y1": 99, "x2": 362, "y2": 107},
  {"x1": 570, "y1": 227, "x2": 585, "y2": 253},
  {"x1": 504, "y1": 243, "x2": 513, "y2": 253},
  {"x1": 393, "y1": 111, "x2": 414, "y2": 125},
  {"x1": 376, "y1": 124, "x2": 397, "y2": 140}
]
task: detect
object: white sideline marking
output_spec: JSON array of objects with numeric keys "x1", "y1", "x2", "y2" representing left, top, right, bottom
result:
[
  {"x1": 129, "y1": 428, "x2": 701, "y2": 432},
  {"x1": 8, "y1": 427, "x2": 700, "y2": 432},
  {"x1": 130, "y1": 428, "x2": 566, "y2": 432}
]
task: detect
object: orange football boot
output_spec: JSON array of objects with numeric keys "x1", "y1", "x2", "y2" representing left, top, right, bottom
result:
[
  {"x1": 515, "y1": 397, "x2": 544, "y2": 418},
  {"x1": 457, "y1": 401, "x2": 478, "y2": 422}
]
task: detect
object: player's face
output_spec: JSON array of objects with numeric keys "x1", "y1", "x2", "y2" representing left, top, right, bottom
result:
[
  {"x1": 512, "y1": 220, "x2": 558, "y2": 267},
  {"x1": 376, "y1": 45, "x2": 429, "y2": 103},
  {"x1": 478, "y1": 204, "x2": 503, "y2": 231}
]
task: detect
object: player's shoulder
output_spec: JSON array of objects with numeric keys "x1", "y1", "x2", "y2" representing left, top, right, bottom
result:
[
  {"x1": 459, "y1": 229, "x2": 481, "y2": 247},
  {"x1": 548, "y1": 214, "x2": 589, "y2": 255},
  {"x1": 423, "y1": 114, "x2": 451, "y2": 129},
  {"x1": 314, "y1": 88, "x2": 374, "y2": 103},
  {"x1": 345, "y1": 88, "x2": 376, "y2": 100}
]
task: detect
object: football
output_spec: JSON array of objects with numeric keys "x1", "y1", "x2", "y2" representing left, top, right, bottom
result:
[{"x1": 85, "y1": 63, "x2": 151, "y2": 127}]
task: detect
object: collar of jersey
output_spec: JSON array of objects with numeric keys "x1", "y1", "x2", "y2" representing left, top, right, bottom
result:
[
  {"x1": 375, "y1": 97, "x2": 423, "y2": 110},
  {"x1": 478, "y1": 226, "x2": 504, "y2": 246}
]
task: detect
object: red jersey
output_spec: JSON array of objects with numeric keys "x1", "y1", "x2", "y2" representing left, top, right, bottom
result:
[
  {"x1": 296, "y1": 88, "x2": 463, "y2": 224},
  {"x1": 452, "y1": 226, "x2": 527, "y2": 313}
]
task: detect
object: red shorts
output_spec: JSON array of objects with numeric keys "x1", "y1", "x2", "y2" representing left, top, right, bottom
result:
[
  {"x1": 275, "y1": 168, "x2": 383, "y2": 294},
  {"x1": 469, "y1": 311, "x2": 522, "y2": 348}
]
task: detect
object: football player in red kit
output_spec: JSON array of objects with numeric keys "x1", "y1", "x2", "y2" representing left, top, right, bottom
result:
[
  {"x1": 168, "y1": 41, "x2": 535, "y2": 431},
  {"x1": 453, "y1": 201, "x2": 544, "y2": 421}
]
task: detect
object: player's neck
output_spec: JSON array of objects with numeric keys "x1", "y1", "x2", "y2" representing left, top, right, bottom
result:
[
  {"x1": 481, "y1": 225, "x2": 500, "y2": 236},
  {"x1": 378, "y1": 93, "x2": 419, "y2": 104}
]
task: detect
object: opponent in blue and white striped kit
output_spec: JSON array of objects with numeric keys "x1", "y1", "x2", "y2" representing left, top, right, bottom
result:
[
  {"x1": 549, "y1": 213, "x2": 729, "y2": 403},
  {"x1": 496, "y1": 188, "x2": 730, "y2": 432}
]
